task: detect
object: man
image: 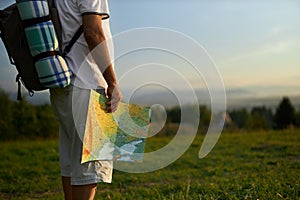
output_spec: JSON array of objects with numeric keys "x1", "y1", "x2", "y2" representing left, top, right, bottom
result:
[{"x1": 50, "y1": 0, "x2": 122, "y2": 199}]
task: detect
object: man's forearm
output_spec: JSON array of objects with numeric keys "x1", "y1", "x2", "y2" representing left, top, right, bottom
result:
[{"x1": 82, "y1": 14, "x2": 117, "y2": 86}]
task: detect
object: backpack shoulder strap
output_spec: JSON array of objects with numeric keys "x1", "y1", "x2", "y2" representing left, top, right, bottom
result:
[
  {"x1": 62, "y1": 25, "x2": 83, "y2": 57},
  {"x1": 48, "y1": 0, "x2": 83, "y2": 57}
]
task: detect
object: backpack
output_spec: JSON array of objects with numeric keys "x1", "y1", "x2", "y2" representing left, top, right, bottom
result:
[{"x1": 0, "y1": 0, "x2": 82, "y2": 100}]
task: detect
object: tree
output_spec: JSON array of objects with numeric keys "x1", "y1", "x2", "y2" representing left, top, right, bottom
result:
[
  {"x1": 229, "y1": 108, "x2": 251, "y2": 129},
  {"x1": 0, "y1": 89, "x2": 15, "y2": 139},
  {"x1": 249, "y1": 106, "x2": 273, "y2": 130},
  {"x1": 198, "y1": 105, "x2": 211, "y2": 133},
  {"x1": 0, "y1": 88, "x2": 58, "y2": 140},
  {"x1": 295, "y1": 111, "x2": 300, "y2": 127},
  {"x1": 167, "y1": 106, "x2": 181, "y2": 123},
  {"x1": 274, "y1": 97, "x2": 296, "y2": 129},
  {"x1": 35, "y1": 104, "x2": 58, "y2": 138},
  {"x1": 12, "y1": 99, "x2": 39, "y2": 138}
]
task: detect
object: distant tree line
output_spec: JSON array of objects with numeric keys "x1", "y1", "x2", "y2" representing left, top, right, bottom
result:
[
  {"x1": 227, "y1": 97, "x2": 300, "y2": 130},
  {"x1": 0, "y1": 87, "x2": 299, "y2": 140},
  {"x1": 0, "y1": 89, "x2": 58, "y2": 140},
  {"x1": 166, "y1": 97, "x2": 300, "y2": 133}
]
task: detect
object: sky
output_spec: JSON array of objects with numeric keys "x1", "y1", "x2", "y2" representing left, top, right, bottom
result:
[{"x1": 0, "y1": 0, "x2": 300, "y2": 102}]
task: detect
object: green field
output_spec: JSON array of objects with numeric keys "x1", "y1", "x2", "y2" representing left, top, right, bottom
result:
[{"x1": 0, "y1": 130, "x2": 299, "y2": 200}]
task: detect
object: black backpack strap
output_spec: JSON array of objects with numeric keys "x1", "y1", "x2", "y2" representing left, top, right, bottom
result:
[
  {"x1": 22, "y1": 15, "x2": 51, "y2": 27},
  {"x1": 0, "y1": 9, "x2": 9, "y2": 18},
  {"x1": 62, "y1": 25, "x2": 83, "y2": 57},
  {"x1": 34, "y1": 51, "x2": 60, "y2": 62},
  {"x1": 16, "y1": 74, "x2": 34, "y2": 100},
  {"x1": 16, "y1": 75, "x2": 22, "y2": 101}
]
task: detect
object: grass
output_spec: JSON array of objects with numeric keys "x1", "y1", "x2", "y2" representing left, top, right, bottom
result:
[{"x1": 0, "y1": 129, "x2": 299, "y2": 199}]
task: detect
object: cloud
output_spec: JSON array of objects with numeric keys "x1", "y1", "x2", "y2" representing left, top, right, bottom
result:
[
  {"x1": 226, "y1": 84, "x2": 300, "y2": 99},
  {"x1": 221, "y1": 37, "x2": 300, "y2": 65},
  {"x1": 269, "y1": 26, "x2": 285, "y2": 37},
  {"x1": 254, "y1": 39, "x2": 298, "y2": 56}
]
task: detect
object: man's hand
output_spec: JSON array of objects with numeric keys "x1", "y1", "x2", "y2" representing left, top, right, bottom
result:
[{"x1": 105, "y1": 84, "x2": 122, "y2": 113}]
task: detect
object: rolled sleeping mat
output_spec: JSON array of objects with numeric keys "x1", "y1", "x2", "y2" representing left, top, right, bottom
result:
[
  {"x1": 24, "y1": 21, "x2": 58, "y2": 56},
  {"x1": 15, "y1": 0, "x2": 49, "y2": 20},
  {"x1": 16, "y1": 0, "x2": 72, "y2": 88},
  {"x1": 35, "y1": 56, "x2": 72, "y2": 87}
]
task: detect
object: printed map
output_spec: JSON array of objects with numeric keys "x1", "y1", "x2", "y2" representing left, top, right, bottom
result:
[{"x1": 81, "y1": 90, "x2": 151, "y2": 163}]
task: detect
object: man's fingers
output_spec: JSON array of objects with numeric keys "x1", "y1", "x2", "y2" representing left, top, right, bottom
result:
[
  {"x1": 105, "y1": 104, "x2": 118, "y2": 113},
  {"x1": 105, "y1": 84, "x2": 122, "y2": 113},
  {"x1": 105, "y1": 106, "x2": 112, "y2": 113},
  {"x1": 105, "y1": 97, "x2": 121, "y2": 113}
]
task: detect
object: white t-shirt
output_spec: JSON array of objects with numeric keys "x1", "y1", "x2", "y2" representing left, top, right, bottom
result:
[{"x1": 55, "y1": 0, "x2": 114, "y2": 89}]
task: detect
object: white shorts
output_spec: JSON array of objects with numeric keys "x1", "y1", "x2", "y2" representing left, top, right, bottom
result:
[{"x1": 50, "y1": 85, "x2": 113, "y2": 185}]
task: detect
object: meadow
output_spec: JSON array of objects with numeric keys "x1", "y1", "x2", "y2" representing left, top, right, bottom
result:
[{"x1": 0, "y1": 129, "x2": 299, "y2": 200}]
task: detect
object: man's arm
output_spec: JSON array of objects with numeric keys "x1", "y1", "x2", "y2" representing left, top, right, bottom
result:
[{"x1": 82, "y1": 14, "x2": 122, "y2": 112}]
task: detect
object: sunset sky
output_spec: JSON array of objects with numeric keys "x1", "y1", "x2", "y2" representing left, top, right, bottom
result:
[{"x1": 0, "y1": 0, "x2": 299, "y2": 100}]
